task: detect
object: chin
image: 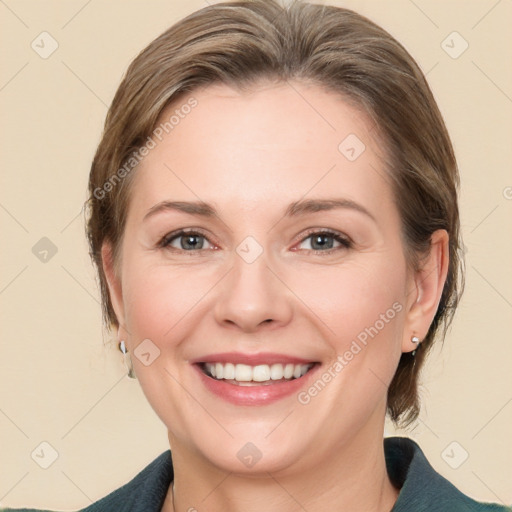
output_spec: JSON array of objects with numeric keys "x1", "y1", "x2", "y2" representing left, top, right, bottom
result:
[{"x1": 199, "y1": 439, "x2": 305, "y2": 476}]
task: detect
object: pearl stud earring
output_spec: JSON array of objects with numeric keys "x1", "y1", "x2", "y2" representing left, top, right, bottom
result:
[{"x1": 411, "y1": 335, "x2": 420, "y2": 356}]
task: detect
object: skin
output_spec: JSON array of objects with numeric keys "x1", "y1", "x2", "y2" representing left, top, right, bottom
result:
[{"x1": 102, "y1": 80, "x2": 449, "y2": 512}]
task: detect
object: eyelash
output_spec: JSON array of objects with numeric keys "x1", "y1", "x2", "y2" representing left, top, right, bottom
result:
[{"x1": 158, "y1": 228, "x2": 352, "y2": 256}]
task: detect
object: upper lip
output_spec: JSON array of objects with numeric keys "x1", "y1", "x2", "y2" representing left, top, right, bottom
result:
[{"x1": 190, "y1": 352, "x2": 317, "y2": 366}]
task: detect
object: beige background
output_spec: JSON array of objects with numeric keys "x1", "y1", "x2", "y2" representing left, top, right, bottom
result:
[{"x1": 1, "y1": 0, "x2": 511, "y2": 509}]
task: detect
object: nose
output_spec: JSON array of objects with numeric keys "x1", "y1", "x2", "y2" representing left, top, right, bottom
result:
[{"x1": 213, "y1": 249, "x2": 294, "y2": 333}]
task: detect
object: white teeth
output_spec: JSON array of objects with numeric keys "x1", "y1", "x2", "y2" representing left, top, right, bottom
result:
[
  {"x1": 203, "y1": 362, "x2": 313, "y2": 383},
  {"x1": 253, "y1": 364, "x2": 271, "y2": 382},
  {"x1": 270, "y1": 364, "x2": 283, "y2": 380},
  {"x1": 235, "y1": 364, "x2": 253, "y2": 381},
  {"x1": 223, "y1": 362, "x2": 235, "y2": 380},
  {"x1": 283, "y1": 363, "x2": 294, "y2": 379}
]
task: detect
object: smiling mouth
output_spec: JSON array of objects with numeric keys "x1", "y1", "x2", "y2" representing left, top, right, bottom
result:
[{"x1": 199, "y1": 362, "x2": 317, "y2": 386}]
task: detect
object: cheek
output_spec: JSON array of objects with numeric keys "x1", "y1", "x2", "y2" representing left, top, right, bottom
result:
[
  {"x1": 291, "y1": 255, "x2": 407, "y2": 415},
  {"x1": 290, "y1": 256, "x2": 407, "y2": 348},
  {"x1": 289, "y1": 259, "x2": 407, "y2": 431},
  {"x1": 122, "y1": 263, "x2": 215, "y2": 342},
  {"x1": 122, "y1": 248, "x2": 408, "y2": 360},
  {"x1": 119, "y1": 264, "x2": 220, "y2": 434}
]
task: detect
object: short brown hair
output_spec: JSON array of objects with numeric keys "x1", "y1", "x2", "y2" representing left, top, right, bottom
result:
[{"x1": 86, "y1": 0, "x2": 464, "y2": 426}]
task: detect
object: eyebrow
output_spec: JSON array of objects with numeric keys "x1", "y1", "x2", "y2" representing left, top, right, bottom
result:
[
  {"x1": 143, "y1": 200, "x2": 216, "y2": 221},
  {"x1": 143, "y1": 198, "x2": 376, "y2": 222},
  {"x1": 286, "y1": 198, "x2": 375, "y2": 221}
]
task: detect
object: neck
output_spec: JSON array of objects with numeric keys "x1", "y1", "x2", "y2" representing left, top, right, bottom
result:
[{"x1": 162, "y1": 417, "x2": 399, "y2": 512}]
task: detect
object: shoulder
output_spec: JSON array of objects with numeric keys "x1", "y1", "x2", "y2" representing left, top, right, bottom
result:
[
  {"x1": 0, "y1": 507, "x2": 58, "y2": 512},
  {"x1": 0, "y1": 450, "x2": 174, "y2": 512},
  {"x1": 385, "y1": 436, "x2": 512, "y2": 512}
]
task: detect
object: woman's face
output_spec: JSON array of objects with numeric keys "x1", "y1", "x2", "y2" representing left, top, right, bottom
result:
[{"x1": 104, "y1": 81, "x2": 425, "y2": 474}]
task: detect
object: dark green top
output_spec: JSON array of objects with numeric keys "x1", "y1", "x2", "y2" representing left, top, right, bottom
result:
[{"x1": 2, "y1": 437, "x2": 510, "y2": 511}]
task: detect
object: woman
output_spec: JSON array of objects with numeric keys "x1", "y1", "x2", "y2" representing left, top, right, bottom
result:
[{"x1": 3, "y1": 0, "x2": 510, "y2": 510}]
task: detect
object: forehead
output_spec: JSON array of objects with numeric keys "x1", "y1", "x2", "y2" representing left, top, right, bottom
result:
[{"x1": 129, "y1": 81, "x2": 392, "y2": 217}]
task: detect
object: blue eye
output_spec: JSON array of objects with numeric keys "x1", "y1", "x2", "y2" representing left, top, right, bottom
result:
[
  {"x1": 160, "y1": 230, "x2": 214, "y2": 251},
  {"x1": 159, "y1": 229, "x2": 352, "y2": 254},
  {"x1": 296, "y1": 231, "x2": 352, "y2": 253}
]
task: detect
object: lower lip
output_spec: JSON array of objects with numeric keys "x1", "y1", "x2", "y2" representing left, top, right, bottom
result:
[{"x1": 193, "y1": 364, "x2": 319, "y2": 406}]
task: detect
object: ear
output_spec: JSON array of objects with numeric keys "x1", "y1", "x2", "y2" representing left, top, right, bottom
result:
[
  {"x1": 402, "y1": 229, "x2": 450, "y2": 353},
  {"x1": 101, "y1": 241, "x2": 126, "y2": 336}
]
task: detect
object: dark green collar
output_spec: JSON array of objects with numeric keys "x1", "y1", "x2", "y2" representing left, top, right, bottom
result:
[
  {"x1": 386, "y1": 437, "x2": 510, "y2": 511},
  {"x1": 72, "y1": 437, "x2": 512, "y2": 511}
]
